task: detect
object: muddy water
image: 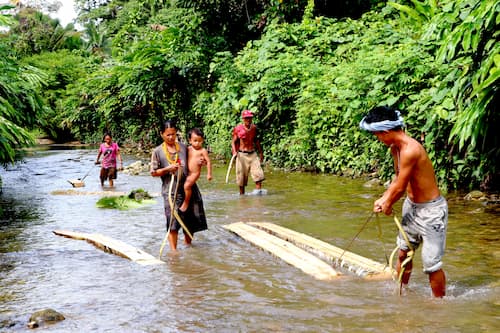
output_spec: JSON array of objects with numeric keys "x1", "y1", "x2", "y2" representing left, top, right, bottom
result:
[{"x1": 0, "y1": 147, "x2": 498, "y2": 332}]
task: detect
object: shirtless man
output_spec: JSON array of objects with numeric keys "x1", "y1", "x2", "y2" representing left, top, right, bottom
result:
[
  {"x1": 179, "y1": 128, "x2": 212, "y2": 213},
  {"x1": 360, "y1": 106, "x2": 448, "y2": 297},
  {"x1": 231, "y1": 110, "x2": 264, "y2": 195}
]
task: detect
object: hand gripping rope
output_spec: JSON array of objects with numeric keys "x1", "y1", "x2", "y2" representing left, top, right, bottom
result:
[{"x1": 341, "y1": 212, "x2": 414, "y2": 295}]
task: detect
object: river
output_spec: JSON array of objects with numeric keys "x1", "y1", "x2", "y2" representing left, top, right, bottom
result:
[{"x1": 0, "y1": 147, "x2": 498, "y2": 332}]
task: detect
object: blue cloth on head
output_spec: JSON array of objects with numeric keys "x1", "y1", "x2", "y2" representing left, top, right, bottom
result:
[{"x1": 359, "y1": 110, "x2": 405, "y2": 132}]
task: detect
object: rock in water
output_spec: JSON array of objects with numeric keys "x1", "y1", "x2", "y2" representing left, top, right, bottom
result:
[{"x1": 27, "y1": 308, "x2": 65, "y2": 329}]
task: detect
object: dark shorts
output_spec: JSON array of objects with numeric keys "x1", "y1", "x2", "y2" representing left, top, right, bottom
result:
[{"x1": 100, "y1": 167, "x2": 117, "y2": 181}]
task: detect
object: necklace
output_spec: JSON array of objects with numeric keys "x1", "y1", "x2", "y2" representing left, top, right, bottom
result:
[{"x1": 162, "y1": 142, "x2": 180, "y2": 165}]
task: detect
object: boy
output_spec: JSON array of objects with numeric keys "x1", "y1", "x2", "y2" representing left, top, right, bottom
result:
[
  {"x1": 179, "y1": 128, "x2": 212, "y2": 213},
  {"x1": 359, "y1": 106, "x2": 448, "y2": 297}
]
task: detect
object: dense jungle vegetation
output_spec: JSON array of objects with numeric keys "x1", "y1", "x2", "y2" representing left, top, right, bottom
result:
[{"x1": 0, "y1": 0, "x2": 499, "y2": 192}]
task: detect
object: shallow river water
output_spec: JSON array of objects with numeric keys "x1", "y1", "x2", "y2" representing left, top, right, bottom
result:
[{"x1": 0, "y1": 147, "x2": 498, "y2": 332}]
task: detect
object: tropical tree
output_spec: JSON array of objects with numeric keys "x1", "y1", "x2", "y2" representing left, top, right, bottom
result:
[
  {"x1": 0, "y1": 4, "x2": 34, "y2": 166},
  {"x1": 388, "y1": 0, "x2": 499, "y2": 189},
  {"x1": 0, "y1": 43, "x2": 46, "y2": 165},
  {"x1": 8, "y1": 7, "x2": 83, "y2": 56},
  {"x1": 194, "y1": 0, "x2": 499, "y2": 190}
]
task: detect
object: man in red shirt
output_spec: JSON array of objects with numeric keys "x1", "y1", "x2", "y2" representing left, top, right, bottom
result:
[{"x1": 231, "y1": 110, "x2": 265, "y2": 195}]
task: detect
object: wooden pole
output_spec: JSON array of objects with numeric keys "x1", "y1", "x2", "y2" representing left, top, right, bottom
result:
[
  {"x1": 223, "y1": 222, "x2": 340, "y2": 281},
  {"x1": 53, "y1": 230, "x2": 165, "y2": 265},
  {"x1": 249, "y1": 222, "x2": 393, "y2": 279}
]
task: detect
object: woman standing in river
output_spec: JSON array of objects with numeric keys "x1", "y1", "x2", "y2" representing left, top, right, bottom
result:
[
  {"x1": 150, "y1": 120, "x2": 208, "y2": 252},
  {"x1": 95, "y1": 133, "x2": 123, "y2": 187}
]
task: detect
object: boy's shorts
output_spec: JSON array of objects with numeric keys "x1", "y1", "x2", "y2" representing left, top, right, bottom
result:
[{"x1": 398, "y1": 196, "x2": 448, "y2": 273}]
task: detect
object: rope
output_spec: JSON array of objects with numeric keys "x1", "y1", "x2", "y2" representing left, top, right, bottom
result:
[
  {"x1": 158, "y1": 170, "x2": 177, "y2": 258},
  {"x1": 344, "y1": 210, "x2": 414, "y2": 295},
  {"x1": 338, "y1": 212, "x2": 375, "y2": 263},
  {"x1": 158, "y1": 166, "x2": 194, "y2": 257},
  {"x1": 374, "y1": 214, "x2": 389, "y2": 266},
  {"x1": 80, "y1": 164, "x2": 97, "y2": 181},
  {"x1": 389, "y1": 214, "x2": 414, "y2": 295},
  {"x1": 225, "y1": 154, "x2": 237, "y2": 183}
]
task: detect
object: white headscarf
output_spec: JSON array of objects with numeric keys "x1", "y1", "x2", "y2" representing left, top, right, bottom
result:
[{"x1": 359, "y1": 110, "x2": 404, "y2": 132}]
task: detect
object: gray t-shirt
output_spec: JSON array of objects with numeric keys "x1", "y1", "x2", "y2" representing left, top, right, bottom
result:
[{"x1": 150, "y1": 142, "x2": 188, "y2": 196}]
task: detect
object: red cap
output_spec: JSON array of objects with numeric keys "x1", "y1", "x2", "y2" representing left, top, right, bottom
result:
[{"x1": 241, "y1": 110, "x2": 253, "y2": 118}]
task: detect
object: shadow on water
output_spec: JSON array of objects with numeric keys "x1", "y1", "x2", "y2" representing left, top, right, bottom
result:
[
  {"x1": 0, "y1": 147, "x2": 499, "y2": 332},
  {"x1": 0, "y1": 195, "x2": 41, "y2": 253}
]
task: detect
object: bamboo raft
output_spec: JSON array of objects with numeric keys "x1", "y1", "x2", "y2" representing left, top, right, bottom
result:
[
  {"x1": 225, "y1": 222, "x2": 394, "y2": 280},
  {"x1": 53, "y1": 230, "x2": 164, "y2": 265},
  {"x1": 223, "y1": 222, "x2": 340, "y2": 280}
]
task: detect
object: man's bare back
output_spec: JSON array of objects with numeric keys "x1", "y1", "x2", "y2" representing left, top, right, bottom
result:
[
  {"x1": 391, "y1": 135, "x2": 440, "y2": 203},
  {"x1": 371, "y1": 129, "x2": 441, "y2": 215}
]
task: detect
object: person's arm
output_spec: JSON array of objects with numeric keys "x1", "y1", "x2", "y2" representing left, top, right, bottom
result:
[
  {"x1": 231, "y1": 130, "x2": 239, "y2": 156},
  {"x1": 255, "y1": 127, "x2": 263, "y2": 163},
  {"x1": 95, "y1": 146, "x2": 102, "y2": 164},
  {"x1": 116, "y1": 145, "x2": 123, "y2": 170},
  {"x1": 255, "y1": 139, "x2": 263, "y2": 163},
  {"x1": 374, "y1": 148, "x2": 416, "y2": 215},
  {"x1": 150, "y1": 150, "x2": 179, "y2": 177},
  {"x1": 203, "y1": 149, "x2": 212, "y2": 180}
]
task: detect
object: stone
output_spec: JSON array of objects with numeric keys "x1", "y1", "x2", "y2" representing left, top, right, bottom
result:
[{"x1": 27, "y1": 308, "x2": 65, "y2": 329}]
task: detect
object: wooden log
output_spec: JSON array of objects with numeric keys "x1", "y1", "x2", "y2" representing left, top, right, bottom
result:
[
  {"x1": 249, "y1": 222, "x2": 394, "y2": 280},
  {"x1": 53, "y1": 230, "x2": 164, "y2": 265},
  {"x1": 223, "y1": 222, "x2": 340, "y2": 281}
]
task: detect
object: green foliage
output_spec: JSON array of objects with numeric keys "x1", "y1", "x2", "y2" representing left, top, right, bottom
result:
[
  {"x1": 96, "y1": 189, "x2": 155, "y2": 210},
  {"x1": 0, "y1": 4, "x2": 15, "y2": 27},
  {"x1": 1, "y1": 0, "x2": 497, "y2": 192},
  {"x1": 66, "y1": 6, "x2": 213, "y2": 145},
  {"x1": 0, "y1": 42, "x2": 47, "y2": 164},
  {"x1": 83, "y1": 22, "x2": 112, "y2": 56},
  {"x1": 436, "y1": 0, "x2": 499, "y2": 153},
  {"x1": 21, "y1": 50, "x2": 99, "y2": 141},
  {"x1": 9, "y1": 7, "x2": 83, "y2": 56},
  {"x1": 196, "y1": 0, "x2": 499, "y2": 190}
]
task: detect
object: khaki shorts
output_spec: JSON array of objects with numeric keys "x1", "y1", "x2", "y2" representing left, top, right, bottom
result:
[
  {"x1": 398, "y1": 196, "x2": 448, "y2": 273},
  {"x1": 236, "y1": 152, "x2": 264, "y2": 187}
]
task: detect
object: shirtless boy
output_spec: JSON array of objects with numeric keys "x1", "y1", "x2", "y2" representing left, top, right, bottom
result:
[
  {"x1": 360, "y1": 106, "x2": 448, "y2": 297},
  {"x1": 179, "y1": 128, "x2": 212, "y2": 213},
  {"x1": 231, "y1": 110, "x2": 264, "y2": 195}
]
